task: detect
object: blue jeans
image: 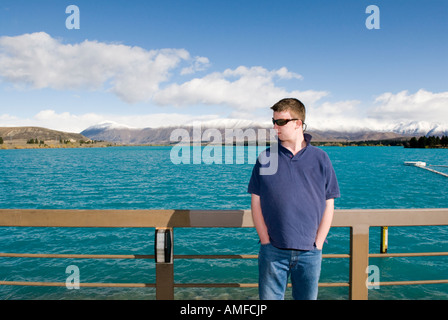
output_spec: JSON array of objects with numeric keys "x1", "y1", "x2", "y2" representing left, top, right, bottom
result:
[{"x1": 258, "y1": 243, "x2": 322, "y2": 300}]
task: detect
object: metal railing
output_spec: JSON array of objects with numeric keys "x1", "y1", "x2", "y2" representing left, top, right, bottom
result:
[{"x1": 0, "y1": 208, "x2": 447, "y2": 300}]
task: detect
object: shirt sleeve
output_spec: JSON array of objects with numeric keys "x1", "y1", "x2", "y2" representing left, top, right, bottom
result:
[
  {"x1": 247, "y1": 160, "x2": 261, "y2": 195},
  {"x1": 325, "y1": 154, "x2": 340, "y2": 200}
]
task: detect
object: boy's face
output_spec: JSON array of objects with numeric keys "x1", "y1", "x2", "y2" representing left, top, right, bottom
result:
[{"x1": 273, "y1": 110, "x2": 301, "y2": 142}]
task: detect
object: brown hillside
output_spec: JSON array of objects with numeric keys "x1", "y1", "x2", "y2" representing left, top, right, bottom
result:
[{"x1": 0, "y1": 127, "x2": 89, "y2": 142}]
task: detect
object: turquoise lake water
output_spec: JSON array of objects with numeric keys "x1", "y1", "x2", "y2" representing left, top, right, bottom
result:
[{"x1": 0, "y1": 145, "x2": 447, "y2": 300}]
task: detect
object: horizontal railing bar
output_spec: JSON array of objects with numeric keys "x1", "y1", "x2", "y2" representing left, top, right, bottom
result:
[
  {"x1": 4, "y1": 280, "x2": 446, "y2": 288},
  {"x1": 176, "y1": 254, "x2": 257, "y2": 259},
  {"x1": 0, "y1": 280, "x2": 350, "y2": 288},
  {"x1": 0, "y1": 253, "x2": 351, "y2": 259},
  {"x1": 174, "y1": 282, "x2": 350, "y2": 288},
  {"x1": 319, "y1": 282, "x2": 350, "y2": 287},
  {"x1": 377, "y1": 280, "x2": 448, "y2": 286},
  {"x1": 7, "y1": 252, "x2": 448, "y2": 260},
  {"x1": 0, "y1": 253, "x2": 154, "y2": 259},
  {"x1": 0, "y1": 253, "x2": 259, "y2": 260},
  {"x1": 175, "y1": 282, "x2": 350, "y2": 288},
  {"x1": 369, "y1": 252, "x2": 448, "y2": 258},
  {"x1": 324, "y1": 254, "x2": 350, "y2": 258},
  {"x1": 174, "y1": 254, "x2": 351, "y2": 259},
  {"x1": 175, "y1": 283, "x2": 258, "y2": 288},
  {"x1": 1, "y1": 208, "x2": 447, "y2": 228},
  {"x1": 0, "y1": 281, "x2": 155, "y2": 288}
]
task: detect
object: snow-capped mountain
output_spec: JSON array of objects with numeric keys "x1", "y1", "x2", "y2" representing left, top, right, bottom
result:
[
  {"x1": 186, "y1": 118, "x2": 270, "y2": 129},
  {"x1": 84, "y1": 121, "x2": 135, "y2": 131},
  {"x1": 80, "y1": 119, "x2": 448, "y2": 144},
  {"x1": 81, "y1": 119, "x2": 269, "y2": 144},
  {"x1": 390, "y1": 121, "x2": 448, "y2": 136}
]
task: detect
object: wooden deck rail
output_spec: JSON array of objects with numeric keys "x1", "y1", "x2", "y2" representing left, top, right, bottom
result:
[{"x1": 0, "y1": 208, "x2": 447, "y2": 300}]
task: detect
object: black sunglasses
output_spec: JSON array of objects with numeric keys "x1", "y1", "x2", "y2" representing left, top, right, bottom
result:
[{"x1": 272, "y1": 118, "x2": 299, "y2": 126}]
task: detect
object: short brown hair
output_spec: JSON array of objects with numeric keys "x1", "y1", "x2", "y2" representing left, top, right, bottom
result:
[{"x1": 270, "y1": 98, "x2": 306, "y2": 122}]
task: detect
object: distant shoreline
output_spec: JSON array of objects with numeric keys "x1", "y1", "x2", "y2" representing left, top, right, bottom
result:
[
  {"x1": 0, "y1": 140, "x2": 121, "y2": 150},
  {"x1": 2, "y1": 134, "x2": 447, "y2": 150},
  {"x1": 5, "y1": 125, "x2": 445, "y2": 149},
  {"x1": 0, "y1": 141, "x2": 411, "y2": 150}
]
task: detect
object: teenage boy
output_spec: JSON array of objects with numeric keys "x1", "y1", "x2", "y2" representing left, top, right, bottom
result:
[{"x1": 248, "y1": 98, "x2": 340, "y2": 300}]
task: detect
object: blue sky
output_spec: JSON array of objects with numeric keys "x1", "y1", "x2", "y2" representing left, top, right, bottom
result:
[{"x1": 0, "y1": 0, "x2": 447, "y2": 132}]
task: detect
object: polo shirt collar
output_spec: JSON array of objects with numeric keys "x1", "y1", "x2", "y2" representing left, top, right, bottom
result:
[{"x1": 278, "y1": 133, "x2": 313, "y2": 159}]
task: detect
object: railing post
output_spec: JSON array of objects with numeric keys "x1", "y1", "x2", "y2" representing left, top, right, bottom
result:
[
  {"x1": 349, "y1": 225, "x2": 369, "y2": 300},
  {"x1": 155, "y1": 228, "x2": 174, "y2": 300},
  {"x1": 380, "y1": 226, "x2": 388, "y2": 253}
]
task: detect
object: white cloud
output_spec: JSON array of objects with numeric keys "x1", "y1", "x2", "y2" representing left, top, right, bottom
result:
[
  {"x1": 0, "y1": 110, "x2": 105, "y2": 132},
  {"x1": 304, "y1": 89, "x2": 448, "y2": 132},
  {"x1": 369, "y1": 89, "x2": 448, "y2": 123},
  {"x1": 306, "y1": 100, "x2": 378, "y2": 131},
  {"x1": 2, "y1": 87, "x2": 447, "y2": 133},
  {"x1": 0, "y1": 32, "x2": 192, "y2": 103},
  {"x1": 0, "y1": 110, "x2": 222, "y2": 133},
  {"x1": 2, "y1": 33, "x2": 446, "y2": 133},
  {"x1": 0, "y1": 33, "x2": 325, "y2": 111},
  {"x1": 153, "y1": 65, "x2": 327, "y2": 110},
  {"x1": 181, "y1": 56, "x2": 210, "y2": 75}
]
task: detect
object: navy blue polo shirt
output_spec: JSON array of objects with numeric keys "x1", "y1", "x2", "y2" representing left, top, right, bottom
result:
[{"x1": 247, "y1": 134, "x2": 340, "y2": 250}]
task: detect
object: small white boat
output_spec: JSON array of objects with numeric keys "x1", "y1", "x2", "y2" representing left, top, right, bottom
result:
[{"x1": 404, "y1": 161, "x2": 426, "y2": 167}]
